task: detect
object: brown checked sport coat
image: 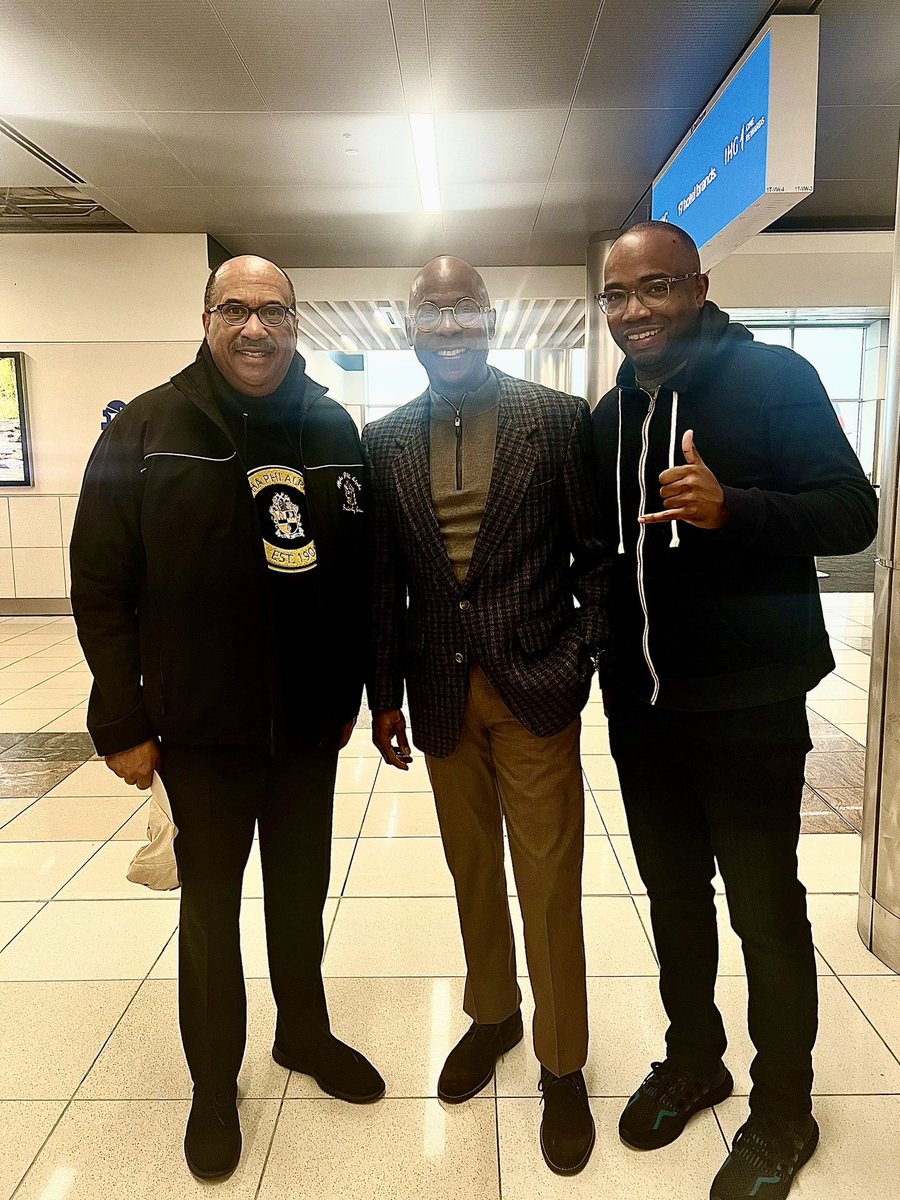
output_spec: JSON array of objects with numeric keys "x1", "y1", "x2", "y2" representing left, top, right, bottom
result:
[{"x1": 362, "y1": 370, "x2": 611, "y2": 758}]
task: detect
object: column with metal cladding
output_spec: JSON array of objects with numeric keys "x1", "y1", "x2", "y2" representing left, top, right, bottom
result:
[
  {"x1": 586, "y1": 232, "x2": 623, "y2": 410},
  {"x1": 859, "y1": 137, "x2": 900, "y2": 972}
]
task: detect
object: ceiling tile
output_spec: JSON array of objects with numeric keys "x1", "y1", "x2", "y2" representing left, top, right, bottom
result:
[
  {"x1": 8, "y1": 112, "x2": 197, "y2": 187},
  {"x1": 221, "y1": 215, "x2": 446, "y2": 269},
  {"x1": 0, "y1": 129, "x2": 73, "y2": 186},
  {"x1": 815, "y1": 106, "x2": 900, "y2": 182},
  {"x1": 435, "y1": 110, "x2": 568, "y2": 186},
  {"x1": 425, "y1": 0, "x2": 601, "y2": 110},
  {"x1": 0, "y1": 3, "x2": 128, "y2": 113},
  {"x1": 551, "y1": 108, "x2": 696, "y2": 185},
  {"x1": 817, "y1": 0, "x2": 900, "y2": 106},
  {"x1": 272, "y1": 113, "x2": 418, "y2": 187},
  {"x1": 97, "y1": 185, "x2": 231, "y2": 233},
  {"x1": 439, "y1": 210, "x2": 541, "y2": 267},
  {"x1": 208, "y1": 185, "x2": 424, "y2": 235},
  {"x1": 30, "y1": 0, "x2": 264, "y2": 110},
  {"x1": 776, "y1": 178, "x2": 897, "y2": 223},
  {"x1": 141, "y1": 112, "x2": 303, "y2": 186},
  {"x1": 575, "y1": 0, "x2": 771, "y2": 110},
  {"x1": 212, "y1": 0, "x2": 405, "y2": 111},
  {"x1": 533, "y1": 180, "x2": 639, "y2": 241}
]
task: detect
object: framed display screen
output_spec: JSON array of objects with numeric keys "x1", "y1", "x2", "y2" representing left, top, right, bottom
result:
[{"x1": 0, "y1": 352, "x2": 33, "y2": 486}]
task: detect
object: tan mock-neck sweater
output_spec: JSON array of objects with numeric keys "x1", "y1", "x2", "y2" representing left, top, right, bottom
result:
[{"x1": 429, "y1": 368, "x2": 500, "y2": 583}]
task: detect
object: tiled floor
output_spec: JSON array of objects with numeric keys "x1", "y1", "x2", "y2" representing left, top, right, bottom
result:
[{"x1": 1, "y1": 593, "x2": 897, "y2": 1198}]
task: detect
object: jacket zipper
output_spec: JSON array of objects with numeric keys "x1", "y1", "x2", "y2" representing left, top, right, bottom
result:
[
  {"x1": 454, "y1": 411, "x2": 462, "y2": 490},
  {"x1": 636, "y1": 390, "x2": 661, "y2": 705}
]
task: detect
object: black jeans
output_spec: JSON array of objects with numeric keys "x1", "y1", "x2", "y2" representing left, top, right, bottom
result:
[
  {"x1": 607, "y1": 690, "x2": 818, "y2": 1119},
  {"x1": 161, "y1": 736, "x2": 338, "y2": 1089}
]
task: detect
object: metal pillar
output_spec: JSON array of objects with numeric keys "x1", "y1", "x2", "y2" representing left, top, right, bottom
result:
[
  {"x1": 586, "y1": 231, "x2": 624, "y2": 409},
  {"x1": 859, "y1": 138, "x2": 900, "y2": 972}
]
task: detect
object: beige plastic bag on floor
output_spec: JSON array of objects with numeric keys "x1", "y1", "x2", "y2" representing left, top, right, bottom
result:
[{"x1": 126, "y1": 772, "x2": 180, "y2": 891}]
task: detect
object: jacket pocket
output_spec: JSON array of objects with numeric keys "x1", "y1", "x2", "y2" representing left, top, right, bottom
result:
[{"x1": 517, "y1": 603, "x2": 575, "y2": 655}]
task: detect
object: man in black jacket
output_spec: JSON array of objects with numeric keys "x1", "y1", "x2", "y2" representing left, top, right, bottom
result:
[
  {"x1": 70, "y1": 255, "x2": 384, "y2": 1181},
  {"x1": 591, "y1": 222, "x2": 876, "y2": 1200}
]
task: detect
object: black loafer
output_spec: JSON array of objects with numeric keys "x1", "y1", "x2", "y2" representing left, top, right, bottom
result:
[
  {"x1": 438, "y1": 1010, "x2": 524, "y2": 1103},
  {"x1": 539, "y1": 1066, "x2": 595, "y2": 1175},
  {"x1": 272, "y1": 1034, "x2": 385, "y2": 1103},
  {"x1": 619, "y1": 1059, "x2": 734, "y2": 1150},
  {"x1": 184, "y1": 1085, "x2": 241, "y2": 1180}
]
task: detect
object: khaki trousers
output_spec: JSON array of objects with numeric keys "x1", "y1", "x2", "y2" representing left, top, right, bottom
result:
[{"x1": 425, "y1": 663, "x2": 588, "y2": 1076}]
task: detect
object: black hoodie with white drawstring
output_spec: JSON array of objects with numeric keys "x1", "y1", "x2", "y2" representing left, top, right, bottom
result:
[{"x1": 591, "y1": 301, "x2": 877, "y2": 712}]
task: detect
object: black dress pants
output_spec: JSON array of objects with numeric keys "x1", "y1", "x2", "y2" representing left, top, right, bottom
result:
[
  {"x1": 161, "y1": 736, "x2": 338, "y2": 1089},
  {"x1": 607, "y1": 690, "x2": 818, "y2": 1120}
]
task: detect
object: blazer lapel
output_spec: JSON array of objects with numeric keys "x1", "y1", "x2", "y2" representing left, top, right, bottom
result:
[
  {"x1": 390, "y1": 394, "x2": 461, "y2": 594},
  {"x1": 464, "y1": 380, "x2": 538, "y2": 589}
]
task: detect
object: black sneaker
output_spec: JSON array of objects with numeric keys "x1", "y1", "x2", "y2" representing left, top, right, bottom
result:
[
  {"x1": 539, "y1": 1066, "x2": 595, "y2": 1175},
  {"x1": 710, "y1": 1113, "x2": 819, "y2": 1200},
  {"x1": 438, "y1": 1010, "x2": 523, "y2": 1103},
  {"x1": 619, "y1": 1059, "x2": 734, "y2": 1150},
  {"x1": 184, "y1": 1085, "x2": 241, "y2": 1180}
]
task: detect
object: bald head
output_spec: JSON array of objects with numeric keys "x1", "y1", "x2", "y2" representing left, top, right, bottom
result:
[
  {"x1": 409, "y1": 255, "x2": 491, "y2": 310},
  {"x1": 407, "y1": 254, "x2": 495, "y2": 399},
  {"x1": 205, "y1": 255, "x2": 296, "y2": 312}
]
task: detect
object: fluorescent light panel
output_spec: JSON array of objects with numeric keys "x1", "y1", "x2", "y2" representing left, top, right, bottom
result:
[{"x1": 409, "y1": 113, "x2": 442, "y2": 213}]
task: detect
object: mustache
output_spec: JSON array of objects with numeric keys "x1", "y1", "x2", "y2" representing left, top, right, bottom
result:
[{"x1": 232, "y1": 338, "x2": 277, "y2": 354}]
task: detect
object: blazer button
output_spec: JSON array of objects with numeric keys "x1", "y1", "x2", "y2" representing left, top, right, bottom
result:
[
  {"x1": 454, "y1": 652, "x2": 465, "y2": 664},
  {"x1": 459, "y1": 600, "x2": 470, "y2": 611}
]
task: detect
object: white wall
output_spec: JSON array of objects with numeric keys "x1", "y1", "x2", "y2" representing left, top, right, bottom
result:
[
  {"x1": 0, "y1": 233, "x2": 210, "y2": 602},
  {"x1": 708, "y1": 232, "x2": 893, "y2": 309}
]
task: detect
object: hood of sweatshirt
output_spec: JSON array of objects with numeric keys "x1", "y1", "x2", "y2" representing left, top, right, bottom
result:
[{"x1": 614, "y1": 301, "x2": 754, "y2": 393}]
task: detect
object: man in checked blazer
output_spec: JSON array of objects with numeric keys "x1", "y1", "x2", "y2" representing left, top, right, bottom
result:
[{"x1": 362, "y1": 255, "x2": 611, "y2": 1175}]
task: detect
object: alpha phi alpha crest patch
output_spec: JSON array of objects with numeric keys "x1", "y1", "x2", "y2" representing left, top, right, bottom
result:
[
  {"x1": 337, "y1": 471, "x2": 363, "y2": 514},
  {"x1": 248, "y1": 465, "x2": 317, "y2": 574}
]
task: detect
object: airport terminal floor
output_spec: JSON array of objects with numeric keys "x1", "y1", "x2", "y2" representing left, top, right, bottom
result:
[{"x1": 0, "y1": 590, "x2": 896, "y2": 1200}]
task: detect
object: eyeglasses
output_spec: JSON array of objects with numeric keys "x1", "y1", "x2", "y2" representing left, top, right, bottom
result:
[
  {"x1": 595, "y1": 273, "x2": 700, "y2": 316},
  {"x1": 206, "y1": 302, "x2": 296, "y2": 328},
  {"x1": 412, "y1": 297, "x2": 493, "y2": 332}
]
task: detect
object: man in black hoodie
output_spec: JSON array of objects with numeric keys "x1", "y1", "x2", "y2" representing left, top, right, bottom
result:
[
  {"x1": 70, "y1": 256, "x2": 384, "y2": 1181},
  {"x1": 591, "y1": 223, "x2": 876, "y2": 1200}
]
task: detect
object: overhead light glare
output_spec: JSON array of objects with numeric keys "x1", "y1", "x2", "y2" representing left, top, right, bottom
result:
[{"x1": 409, "y1": 113, "x2": 442, "y2": 213}]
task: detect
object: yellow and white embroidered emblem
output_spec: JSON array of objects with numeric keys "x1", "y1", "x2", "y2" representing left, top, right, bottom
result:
[{"x1": 248, "y1": 465, "x2": 317, "y2": 573}]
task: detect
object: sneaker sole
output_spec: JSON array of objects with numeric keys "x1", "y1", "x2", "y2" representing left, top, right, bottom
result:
[
  {"x1": 271, "y1": 1045, "x2": 386, "y2": 1104},
  {"x1": 540, "y1": 1118, "x2": 596, "y2": 1176},
  {"x1": 709, "y1": 1120, "x2": 819, "y2": 1200},
  {"x1": 619, "y1": 1070, "x2": 735, "y2": 1152},
  {"x1": 437, "y1": 1025, "x2": 525, "y2": 1104}
]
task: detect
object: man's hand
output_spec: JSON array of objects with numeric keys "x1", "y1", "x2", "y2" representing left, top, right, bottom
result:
[
  {"x1": 105, "y1": 738, "x2": 160, "y2": 790},
  {"x1": 337, "y1": 717, "x2": 357, "y2": 750},
  {"x1": 640, "y1": 429, "x2": 729, "y2": 530},
  {"x1": 372, "y1": 708, "x2": 413, "y2": 770}
]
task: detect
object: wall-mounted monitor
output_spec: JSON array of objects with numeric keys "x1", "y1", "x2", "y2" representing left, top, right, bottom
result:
[{"x1": 0, "y1": 352, "x2": 34, "y2": 486}]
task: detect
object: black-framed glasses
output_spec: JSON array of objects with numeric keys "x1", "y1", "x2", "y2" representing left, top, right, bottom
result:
[
  {"x1": 596, "y1": 273, "x2": 700, "y2": 316},
  {"x1": 206, "y1": 302, "x2": 296, "y2": 328},
  {"x1": 412, "y1": 297, "x2": 493, "y2": 332}
]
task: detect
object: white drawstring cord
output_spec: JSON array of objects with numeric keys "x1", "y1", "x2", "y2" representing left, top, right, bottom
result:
[
  {"x1": 668, "y1": 389, "x2": 680, "y2": 548},
  {"x1": 616, "y1": 387, "x2": 625, "y2": 555}
]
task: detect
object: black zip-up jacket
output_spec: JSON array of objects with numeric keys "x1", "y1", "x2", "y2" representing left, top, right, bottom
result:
[
  {"x1": 70, "y1": 349, "x2": 367, "y2": 756},
  {"x1": 591, "y1": 302, "x2": 878, "y2": 711}
]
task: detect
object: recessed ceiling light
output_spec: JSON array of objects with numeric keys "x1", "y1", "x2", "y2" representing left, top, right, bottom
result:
[
  {"x1": 409, "y1": 113, "x2": 442, "y2": 213},
  {"x1": 345, "y1": 148, "x2": 359, "y2": 156}
]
